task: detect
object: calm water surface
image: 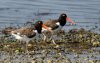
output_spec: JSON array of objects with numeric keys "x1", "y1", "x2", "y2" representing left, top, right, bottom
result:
[
  {"x1": 0, "y1": 0, "x2": 99, "y2": 43},
  {"x1": 0, "y1": 0, "x2": 100, "y2": 33}
]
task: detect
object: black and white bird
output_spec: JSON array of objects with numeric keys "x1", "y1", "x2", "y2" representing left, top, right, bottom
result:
[
  {"x1": 10, "y1": 21, "x2": 51, "y2": 52},
  {"x1": 42, "y1": 13, "x2": 75, "y2": 44}
]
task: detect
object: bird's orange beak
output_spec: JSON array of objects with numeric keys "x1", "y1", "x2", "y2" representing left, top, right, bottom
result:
[
  {"x1": 66, "y1": 17, "x2": 75, "y2": 24},
  {"x1": 42, "y1": 24, "x2": 52, "y2": 32}
]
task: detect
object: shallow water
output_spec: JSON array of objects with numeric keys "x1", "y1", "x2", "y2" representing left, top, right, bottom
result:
[{"x1": 0, "y1": 0, "x2": 100, "y2": 33}]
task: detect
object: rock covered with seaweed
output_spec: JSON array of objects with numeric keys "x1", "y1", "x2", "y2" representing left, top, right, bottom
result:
[{"x1": 0, "y1": 26, "x2": 100, "y2": 63}]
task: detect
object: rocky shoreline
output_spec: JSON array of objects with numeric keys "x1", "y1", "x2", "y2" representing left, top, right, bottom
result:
[{"x1": 0, "y1": 28, "x2": 100, "y2": 63}]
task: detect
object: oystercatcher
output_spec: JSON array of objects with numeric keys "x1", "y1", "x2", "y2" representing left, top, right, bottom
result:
[
  {"x1": 11, "y1": 21, "x2": 51, "y2": 52},
  {"x1": 42, "y1": 13, "x2": 75, "y2": 44}
]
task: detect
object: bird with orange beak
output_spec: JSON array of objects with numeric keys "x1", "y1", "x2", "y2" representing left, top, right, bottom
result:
[
  {"x1": 11, "y1": 21, "x2": 52, "y2": 52},
  {"x1": 42, "y1": 13, "x2": 75, "y2": 44}
]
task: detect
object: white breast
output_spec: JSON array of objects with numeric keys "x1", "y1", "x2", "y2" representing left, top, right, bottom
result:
[{"x1": 11, "y1": 33, "x2": 23, "y2": 40}]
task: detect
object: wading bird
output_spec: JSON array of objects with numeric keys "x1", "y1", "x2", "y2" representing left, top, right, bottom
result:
[
  {"x1": 42, "y1": 13, "x2": 75, "y2": 44},
  {"x1": 11, "y1": 21, "x2": 52, "y2": 52}
]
